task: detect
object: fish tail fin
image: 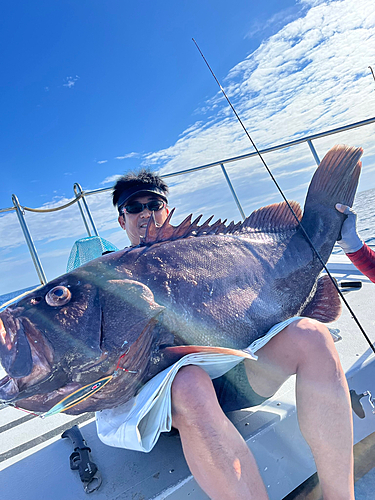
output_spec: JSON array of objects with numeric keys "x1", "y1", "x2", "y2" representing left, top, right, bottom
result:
[
  {"x1": 300, "y1": 145, "x2": 363, "y2": 261},
  {"x1": 303, "y1": 145, "x2": 363, "y2": 210}
]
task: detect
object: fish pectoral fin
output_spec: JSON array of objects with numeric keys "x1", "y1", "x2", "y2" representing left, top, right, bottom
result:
[
  {"x1": 163, "y1": 345, "x2": 256, "y2": 360},
  {"x1": 300, "y1": 275, "x2": 342, "y2": 323}
]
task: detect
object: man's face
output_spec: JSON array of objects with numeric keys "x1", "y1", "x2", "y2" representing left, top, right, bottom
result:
[{"x1": 118, "y1": 194, "x2": 169, "y2": 246}]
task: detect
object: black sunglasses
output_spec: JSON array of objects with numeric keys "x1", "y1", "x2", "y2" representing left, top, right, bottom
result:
[{"x1": 123, "y1": 199, "x2": 166, "y2": 214}]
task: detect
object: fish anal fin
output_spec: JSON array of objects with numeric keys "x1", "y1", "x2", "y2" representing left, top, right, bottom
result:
[{"x1": 300, "y1": 275, "x2": 342, "y2": 323}]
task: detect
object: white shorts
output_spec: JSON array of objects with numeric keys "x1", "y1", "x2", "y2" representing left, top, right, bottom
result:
[{"x1": 96, "y1": 317, "x2": 303, "y2": 452}]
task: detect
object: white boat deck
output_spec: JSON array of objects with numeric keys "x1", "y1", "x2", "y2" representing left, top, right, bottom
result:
[{"x1": 1, "y1": 255, "x2": 374, "y2": 500}]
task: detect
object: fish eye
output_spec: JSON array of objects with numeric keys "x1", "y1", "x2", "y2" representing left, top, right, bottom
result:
[{"x1": 45, "y1": 286, "x2": 71, "y2": 307}]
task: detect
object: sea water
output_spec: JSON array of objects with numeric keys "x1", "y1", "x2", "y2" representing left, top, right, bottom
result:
[
  {"x1": 1, "y1": 186, "x2": 374, "y2": 310},
  {"x1": 353, "y1": 186, "x2": 375, "y2": 247}
]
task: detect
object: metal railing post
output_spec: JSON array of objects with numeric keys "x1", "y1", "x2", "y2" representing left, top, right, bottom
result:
[
  {"x1": 73, "y1": 185, "x2": 92, "y2": 237},
  {"x1": 12, "y1": 195, "x2": 47, "y2": 285},
  {"x1": 220, "y1": 163, "x2": 246, "y2": 220},
  {"x1": 307, "y1": 140, "x2": 321, "y2": 166},
  {"x1": 73, "y1": 184, "x2": 99, "y2": 237}
]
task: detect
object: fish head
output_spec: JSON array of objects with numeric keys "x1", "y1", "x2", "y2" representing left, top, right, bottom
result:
[{"x1": 0, "y1": 266, "x2": 164, "y2": 411}]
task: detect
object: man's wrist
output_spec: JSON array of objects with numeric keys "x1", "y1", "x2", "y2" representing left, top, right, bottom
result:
[{"x1": 338, "y1": 236, "x2": 364, "y2": 254}]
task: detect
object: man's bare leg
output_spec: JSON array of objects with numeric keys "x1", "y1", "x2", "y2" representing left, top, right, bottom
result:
[
  {"x1": 171, "y1": 365, "x2": 268, "y2": 500},
  {"x1": 246, "y1": 318, "x2": 354, "y2": 500}
]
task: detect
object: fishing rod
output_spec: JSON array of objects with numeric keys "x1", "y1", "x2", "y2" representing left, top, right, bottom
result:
[{"x1": 193, "y1": 38, "x2": 375, "y2": 355}]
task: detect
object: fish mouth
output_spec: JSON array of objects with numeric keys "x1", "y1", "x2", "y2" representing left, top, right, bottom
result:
[
  {"x1": 0, "y1": 310, "x2": 54, "y2": 402},
  {"x1": 0, "y1": 311, "x2": 33, "y2": 378}
]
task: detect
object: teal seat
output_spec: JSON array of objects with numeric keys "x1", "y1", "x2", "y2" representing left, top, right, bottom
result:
[{"x1": 66, "y1": 236, "x2": 119, "y2": 272}]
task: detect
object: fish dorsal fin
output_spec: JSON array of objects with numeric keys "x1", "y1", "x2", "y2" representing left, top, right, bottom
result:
[
  {"x1": 299, "y1": 275, "x2": 342, "y2": 322},
  {"x1": 143, "y1": 209, "x2": 175, "y2": 244},
  {"x1": 242, "y1": 200, "x2": 302, "y2": 233},
  {"x1": 142, "y1": 211, "x2": 221, "y2": 245},
  {"x1": 140, "y1": 200, "x2": 302, "y2": 246}
]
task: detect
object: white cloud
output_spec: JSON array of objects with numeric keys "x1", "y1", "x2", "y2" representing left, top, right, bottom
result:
[
  {"x1": 0, "y1": 193, "x2": 117, "y2": 250},
  {"x1": 114, "y1": 152, "x2": 139, "y2": 160},
  {"x1": 298, "y1": 0, "x2": 327, "y2": 6},
  {"x1": 97, "y1": 160, "x2": 108, "y2": 164},
  {"x1": 63, "y1": 75, "x2": 80, "y2": 88},
  {"x1": 144, "y1": 0, "x2": 375, "y2": 181},
  {"x1": 101, "y1": 174, "x2": 121, "y2": 185}
]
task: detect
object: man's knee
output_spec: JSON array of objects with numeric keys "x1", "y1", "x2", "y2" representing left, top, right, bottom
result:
[
  {"x1": 285, "y1": 318, "x2": 340, "y2": 366},
  {"x1": 288, "y1": 317, "x2": 334, "y2": 346},
  {"x1": 171, "y1": 366, "x2": 218, "y2": 427}
]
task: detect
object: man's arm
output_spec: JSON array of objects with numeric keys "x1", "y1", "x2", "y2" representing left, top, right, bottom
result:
[
  {"x1": 335, "y1": 203, "x2": 375, "y2": 282},
  {"x1": 346, "y1": 244, "x2": 375, "y2": 283}
]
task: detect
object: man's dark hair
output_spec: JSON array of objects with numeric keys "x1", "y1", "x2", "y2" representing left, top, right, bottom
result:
[{"x1": 112, "y1": 169, "x2": 169, "y2": 210}]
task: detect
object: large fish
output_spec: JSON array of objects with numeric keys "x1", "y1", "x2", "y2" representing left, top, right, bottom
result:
[{"x1": 0, "y1": 145, "x2": 362, "y2": 415}]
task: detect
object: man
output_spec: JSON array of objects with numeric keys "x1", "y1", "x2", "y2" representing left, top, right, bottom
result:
[
  {"x1": 111, "y1": 169, "x2": 354, "y2": 500},
  {"x1": 113, "y1": 169, "x2": 170, "y2": 247}
]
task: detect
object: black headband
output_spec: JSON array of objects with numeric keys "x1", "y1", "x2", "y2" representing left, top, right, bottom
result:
[{"x1": 117, "y1": 185, "x2": 168, "y2": 213}]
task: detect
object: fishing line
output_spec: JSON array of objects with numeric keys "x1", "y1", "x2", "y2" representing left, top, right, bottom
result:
[{"x1": 192, "y1": 38, "x2": 375, "y2": 355}]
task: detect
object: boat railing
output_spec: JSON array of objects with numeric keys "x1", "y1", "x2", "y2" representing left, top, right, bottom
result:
[{"x1": 1, "y1": 116, "x2": 375, "y2": 286}]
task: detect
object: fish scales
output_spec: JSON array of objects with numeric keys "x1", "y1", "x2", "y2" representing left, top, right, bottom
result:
[{"x1": 113, "y1": 234, "x2": 288, "y2": 348}]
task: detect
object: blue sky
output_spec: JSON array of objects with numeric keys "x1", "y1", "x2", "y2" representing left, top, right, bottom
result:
[
  {"x1": 0, "y1": 0, "x2": 299, "y2": 203},
  {"x1": 1, "y1": 0, "x2": 375, "y2": 295}
]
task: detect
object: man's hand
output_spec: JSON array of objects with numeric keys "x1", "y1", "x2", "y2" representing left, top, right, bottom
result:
[{"x1": 335, "y1": 203, "x2": 364, "y2": 254}]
